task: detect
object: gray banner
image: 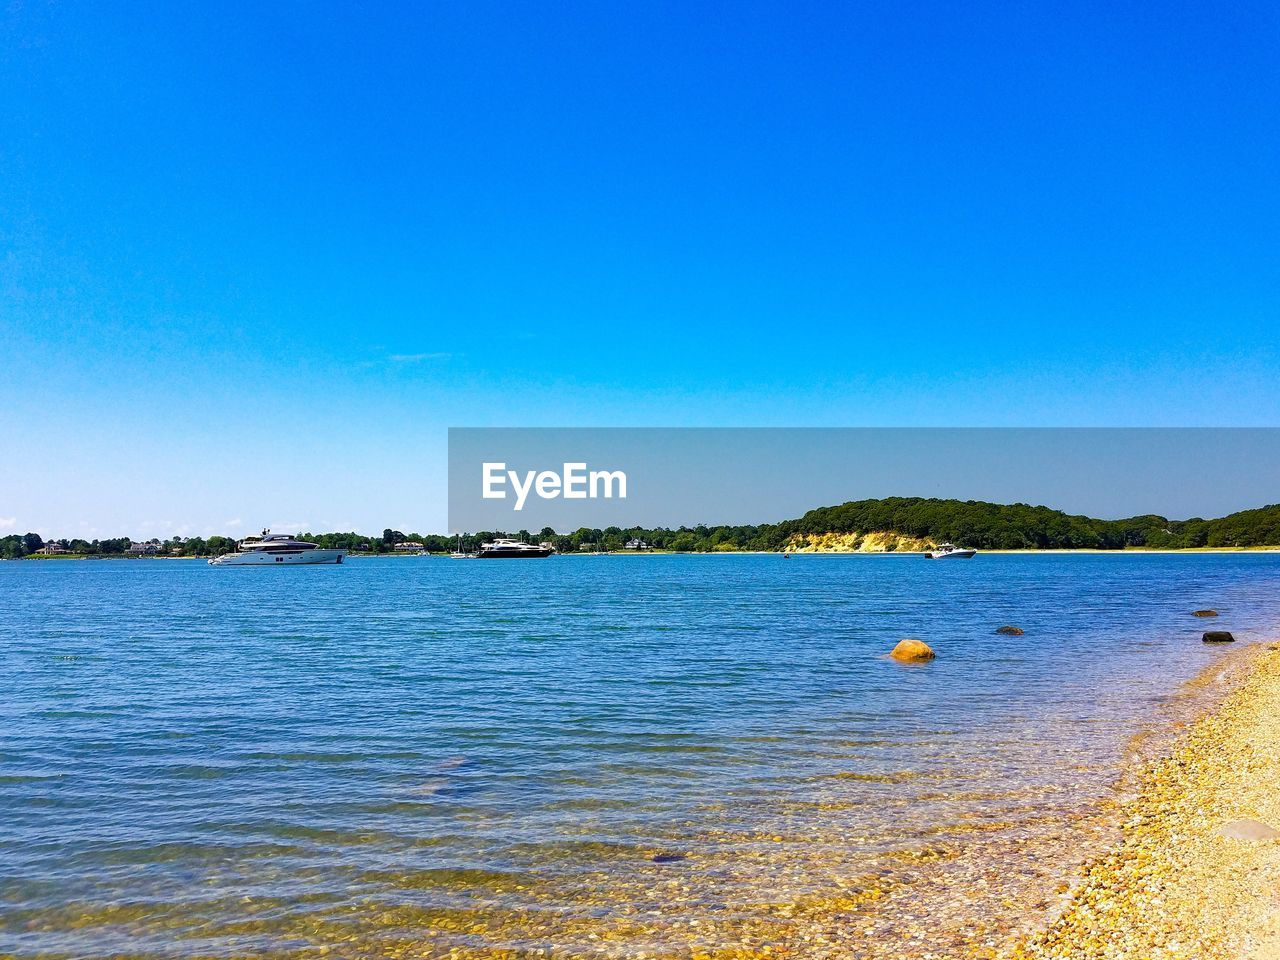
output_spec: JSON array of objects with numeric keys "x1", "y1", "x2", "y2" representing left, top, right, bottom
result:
[{"x1": 447, "y1": 428, "x2": 1280, "y2": 534}]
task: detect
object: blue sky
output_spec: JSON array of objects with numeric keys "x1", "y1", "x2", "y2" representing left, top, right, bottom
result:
[{"x1": 2, "y1": 1, "x2": 1278, "y2": 536}]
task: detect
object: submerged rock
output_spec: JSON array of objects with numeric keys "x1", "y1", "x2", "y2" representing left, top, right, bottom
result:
[
  {"x1": 1202, "y1": 631, "x2": 1235, "y2": 643},
  {"x1": 1218, "y1": 819, "x2": 1280, "y2": 841},
  {"x1": 890, "y1": 639, "x2": 936, "y2": 662},
  {"x1": 652, "y1": 853, "x2": 687, "y2": 864},
  {"x1": 1193, "y1": 609, "x2": 1219, "y2": 617},
  {"x1": 996, "y1": 625, "x2": 1024, "y2": 635}
]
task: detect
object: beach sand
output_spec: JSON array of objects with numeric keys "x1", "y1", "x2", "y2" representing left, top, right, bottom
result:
[{"x1": 1007, "y1": 643, "x2": 1280, "y2": 960}]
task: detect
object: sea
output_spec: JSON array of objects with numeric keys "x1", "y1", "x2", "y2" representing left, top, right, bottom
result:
[{"x1": 5, "y1": 553, "x2": 1280, "y2": 958}]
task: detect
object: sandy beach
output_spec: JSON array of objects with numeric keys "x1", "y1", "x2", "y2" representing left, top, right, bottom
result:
[{"x1": 1009, "y1": 642, "x2": 1280, "y2": 960}]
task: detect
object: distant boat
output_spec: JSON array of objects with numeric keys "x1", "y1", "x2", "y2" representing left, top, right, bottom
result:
[
  {"x1": 924, "y1": 543, "x2": 977, "y2": 559},
  {"x1": 476, "y1": 538, "x2": 554, "y2": 559},
  {"x1": 449, "y1": 535, "x2": 473, "y2": 559},
  {"x1": 209, "y1": 530, "x2": 346, "y2": 566}
]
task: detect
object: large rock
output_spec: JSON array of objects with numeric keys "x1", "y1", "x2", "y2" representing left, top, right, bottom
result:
[
  {"x1": 1202, "y1": 631, "x2": 1235, "y2": 643},
  {"x1": 1193, "y1": 609, "x2": 1219, "y2": 618},
  {"x1": 996, "y1": 625, "x2": 1024, "y2": 635},
  {"x1": 890, "y1": 639, "x2": 936, "y2": 662},
  {"x1": 1218, "y1": 819, "x2": 1280, "y2": 841}
]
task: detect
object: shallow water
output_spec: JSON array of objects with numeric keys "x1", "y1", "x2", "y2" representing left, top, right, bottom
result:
[{"x1": 4, "y1": 553, "x2": 1280, "y2": 958}]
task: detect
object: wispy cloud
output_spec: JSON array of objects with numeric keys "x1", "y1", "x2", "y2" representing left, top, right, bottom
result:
[
  {"x1": 388, "y1": 352, "x2": 453, "y2": 363},
  {"x1": 0, "y1": 516, "x2": 16, "y2": 531}
]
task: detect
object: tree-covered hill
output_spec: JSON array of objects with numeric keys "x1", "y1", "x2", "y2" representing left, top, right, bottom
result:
[
  {"x1": 536, "y1": 498, "x2": 1280, "y2": 551},
  {"x1": 770, "y1": 497, "x2": 1280, "y2": 550}
]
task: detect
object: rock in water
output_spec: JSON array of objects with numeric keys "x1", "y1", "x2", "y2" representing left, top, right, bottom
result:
[
  {"x1": 1193, "y1": 609, "x2": 1219, "y2": 617},
  {"x1": 1218, "y1": 819, "x2": 1280, "y2": 841},
  {"x1": 890, "y1": 639, "x2": 936, "y2": 662},
  {"x1": 996, "y1": 625, "x2": 1024, "y2": 635},
  {"x1": 1202, "y1": 631, "x2": 1235, "y2": 643}
]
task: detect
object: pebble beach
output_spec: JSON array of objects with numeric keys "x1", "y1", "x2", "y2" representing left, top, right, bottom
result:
[
  {"x1": 1009, "y1": 642, "x2": 1280, "y2": 960},
  {"x1": 769, "y1": 639, "x2": 1280, "y2": 960}
]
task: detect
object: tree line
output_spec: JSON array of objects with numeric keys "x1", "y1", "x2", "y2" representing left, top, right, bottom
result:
[
  {"x1": 369, "y1": 500, "x2": 1280, "y2": 552},
  {"x1": 0, "y1": 534, "x2": 244, "y2": 559},
  {"x1": 6, "y1": 498, "x2": 1280, "y2": 559}
]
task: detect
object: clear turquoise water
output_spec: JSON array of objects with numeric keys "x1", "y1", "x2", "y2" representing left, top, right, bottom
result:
[{"x1": 4, "y1": 553, "x2": 1280, "y2": 958}]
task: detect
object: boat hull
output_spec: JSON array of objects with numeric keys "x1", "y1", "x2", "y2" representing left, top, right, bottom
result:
[
  {"x1": 209, "y1": 549, "x2": 347, "y2": 566},
  {"x1": 924, "y1": 550, "x2": 977, "y2": 559},
  {"x1": 475, "y1": 548, "x2": 554, "y2": 559}
]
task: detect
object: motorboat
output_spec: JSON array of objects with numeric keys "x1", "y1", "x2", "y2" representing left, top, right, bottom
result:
[
  {"x1": 209, "y1": 530, "x2": 346, "y2": 566},
  {"x1": 924, "y1": 543, "x2": 977, "y2": 559},
  {"x1": 476, "y1": 538, "x2": 554, "y2": 559}
]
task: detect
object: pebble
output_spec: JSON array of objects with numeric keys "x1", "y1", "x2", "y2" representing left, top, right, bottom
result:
[{"x1": 1216, "y1": 819, "x2": 1280, "y2": 841}]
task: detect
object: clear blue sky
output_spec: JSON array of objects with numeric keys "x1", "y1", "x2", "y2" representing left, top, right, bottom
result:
[{"x1": 2, "y1": 2, "x2": 1277, "y2": 537}]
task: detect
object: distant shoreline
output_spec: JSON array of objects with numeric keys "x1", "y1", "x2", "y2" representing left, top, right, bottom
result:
[
  {"x1": 10, "y1": 546, "x2": 1280, "y2": 561},
  {"x1": 13, "y1": 495, "x2": 1280, "y2": 558}
]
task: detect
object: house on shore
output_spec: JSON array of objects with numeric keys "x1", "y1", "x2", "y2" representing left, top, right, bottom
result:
[
  {"x1": 625, "y1": 538, "x2": 650, "y2": 551},
  {"x1": 393, "y1": 541, "x2": 424, "y2": 552},
  {"x1": 35, "y1": 542, "x2": 68, "y2": 555},
  {"x1": 127, "y1": 542, "x2": 161, "y2": 555}
]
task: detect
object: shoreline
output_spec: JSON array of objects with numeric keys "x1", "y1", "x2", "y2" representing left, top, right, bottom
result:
[
  {"x1": 776, "y1": 640, "x2": 1280, "y2": 960},
  {"x1": 1007, "y1": 641, "x2": 1280, "y2": 959},
  {"x1": 10, "y1": 547, "x2": 1280, "y2": 561}
]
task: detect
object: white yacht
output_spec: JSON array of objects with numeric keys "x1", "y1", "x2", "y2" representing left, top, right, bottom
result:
[
  {"x1": 924, "y1": 543, "x2": 977, "y2": 559},
  {"x1": 476, "y1": 538, "x2": 554, "y2": 559},
  {"x1": 209, "y1": 530, "x2": 346, "y2": 566}
]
